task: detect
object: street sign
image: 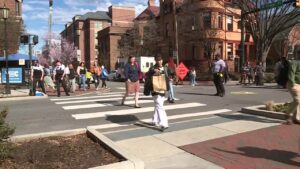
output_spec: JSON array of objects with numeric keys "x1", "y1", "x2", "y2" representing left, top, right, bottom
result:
[
  {"x1": 176, "y1": 62, "x2": 189, "y2": 80},
  {"x1": 19, "y1": 59, "x2": 25, "y2": 65},
  {"x1": 1, "y1": 67, "x2": 23, "y2": 84}
]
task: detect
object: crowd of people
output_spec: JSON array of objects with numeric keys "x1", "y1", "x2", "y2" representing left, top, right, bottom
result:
[
  {"x1": 240, "y1": 62, "x2": 264, "y2": 85},
  {"x1": 31, "y1": 60, "x2": 110, "y2": 97}
]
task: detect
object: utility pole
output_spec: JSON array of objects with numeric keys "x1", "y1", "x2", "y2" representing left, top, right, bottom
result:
[
  {"x1": 49, "y1": 0, "x2": 53, "y2": 62},
  {"x1": 172, "y1": 0, "x2": 179, "y2": 67}
]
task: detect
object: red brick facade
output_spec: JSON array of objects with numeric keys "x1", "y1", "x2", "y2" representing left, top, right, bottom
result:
[{"x1": 0, "y1": 0, "x2": 22, "y2": 55}]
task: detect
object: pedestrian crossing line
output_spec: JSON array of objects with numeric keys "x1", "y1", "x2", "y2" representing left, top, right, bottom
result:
[
  {"x1": 55, "y1": 96, "x2": 153, "y2": 105},
  {"x1": 50, "y1": 94, "x2": 127, "y2": 101},
  {"x1": 50, "y1": 92, "x2": 147, "y2": 101},
  {"x1": 88, "y1": 109, "x2": 232, "y2": 130},
  {"x1": 62, "y1": 98, "x2": 179, "y2": 110},
  {"x1": 72, "y1": 103, "x2": 205, "y2": 120}
]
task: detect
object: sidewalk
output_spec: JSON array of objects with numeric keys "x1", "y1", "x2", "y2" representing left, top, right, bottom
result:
[
  {"x1": 113, "y1": 114, "x2": 285, "y2": 169},
  {"x1": 181, "y1": 124, "x2": 300, "y2": 169}
]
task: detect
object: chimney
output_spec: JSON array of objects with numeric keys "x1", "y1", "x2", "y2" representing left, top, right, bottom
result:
[{"x1": 148, "y1": 0, "x2": 155, "y2": 7}]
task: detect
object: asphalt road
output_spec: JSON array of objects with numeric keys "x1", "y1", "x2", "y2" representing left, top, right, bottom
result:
[{"x1": 1, "y1": 81, "x2": 290, "y2": 137}]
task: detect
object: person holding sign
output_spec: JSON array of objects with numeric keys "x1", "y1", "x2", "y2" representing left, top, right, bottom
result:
[{"x1": 147, "y1": 55, "x2": 169, "y2": 131}]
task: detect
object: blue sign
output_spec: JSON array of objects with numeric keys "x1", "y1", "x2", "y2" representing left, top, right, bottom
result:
[{"x1": 1, "y1": 67, "x2": 23, "y2": 84}]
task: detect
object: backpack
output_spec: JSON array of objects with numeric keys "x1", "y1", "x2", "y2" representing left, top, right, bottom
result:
[{"x1": 102, "y1": 69, "x2": 108, "y2": 77}]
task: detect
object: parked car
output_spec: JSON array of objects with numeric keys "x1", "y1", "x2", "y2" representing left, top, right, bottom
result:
[{"x1": 107, "y1": 70, "x2": 125, "y2": 81}]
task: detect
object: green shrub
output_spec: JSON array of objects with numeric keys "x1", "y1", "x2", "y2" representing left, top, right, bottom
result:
[
  {"x1": 263, "y1": 73, "x2": 275, "y2": 83},
  {"x1": 0, "y1": 107, "x2": 15, "y2": 161}
]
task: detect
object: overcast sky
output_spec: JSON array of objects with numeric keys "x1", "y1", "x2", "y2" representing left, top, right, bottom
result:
[{"x1": 21, "y1": 0, "x2": 159, "y2": 53}]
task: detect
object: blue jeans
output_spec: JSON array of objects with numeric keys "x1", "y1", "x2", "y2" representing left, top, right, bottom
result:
[
  {"x1": 191, "y1": 75, "x2": 196, "y2": 85},
  {"x1": 80, "y1": 74, "x2": 86, "y2": 89},
  {"x1": 168, "y1": 81, "x2": 175, "y2": 100}
]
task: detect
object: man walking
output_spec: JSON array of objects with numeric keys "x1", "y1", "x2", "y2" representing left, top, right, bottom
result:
[
  {"x1": 212, "y1": 55, "x2": 226, "y2": 97},
  {"x1": 31, "y1": 60, "x2": 46, "y2": 96},
  {"x1": 53, "y1": 60, "x2": 70, "y2": 97},
  {"x1": 286, "y1": 58, "x2": 300, "y2": 124}
]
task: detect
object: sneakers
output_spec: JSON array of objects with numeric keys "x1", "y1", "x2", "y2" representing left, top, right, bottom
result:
[
  {"x1": 169, "y1": 99, "x2": 175, "y2": 103},
  {"x1": 160, "y1": 126, "x2": 169, "y2": 132}
]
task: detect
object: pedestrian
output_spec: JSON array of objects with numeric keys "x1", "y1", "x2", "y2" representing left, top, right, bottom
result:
[
  {"x1": 92, "y1": 62, "x2": 101, "y2": 89},
  {"x1": 121, "y1": 55, "x2": 141, "y2": 108},
  {"x1": 276, "y1": 57, "x2": 289, "y2": 88},
  {"x1": 147, "y1": 55, "x2": 169, "y2": 131},
  {"x1": 53, "y1": 60, "x2": 69, "y2": 97},
  {"x1": 77, "y1": 62, "x2": 87, "y2": 91},
  {"x1": 31, "y1": 60, "x2": 46, "y2": 96},
  {"x1": 286, "y1": 58, "x2": 300, "y2": 124},
  {"x1": 248, "y1": 63, "x2": 254, "y2": 84},
  {"x1": 190, "y1": 66, "x2": 196, "y2": 86},
  {"x1": 43, "y1": 63, "x2": 55, "y2": 90},
  {"x1": 68, "y1": 63, "x2": 77, "y2": 93},
  {"x1": 86, "y1": 70, "x2": 92, "y2": 89},
  {"x1": 255, "y1": 61, "x2": 264, "y2": 86},
  {"x1": 212, "y1": 54, "x2": 226, "y2": 97},
  {"x1": 165, "y1": 62, "x2": 176, "y2": 103},
  {"x1": 100, "y1": 65, "x2": 108, "y2": 89},
  {"x1": 241, "y1": 63, "x2": 249, "y2": 85}
]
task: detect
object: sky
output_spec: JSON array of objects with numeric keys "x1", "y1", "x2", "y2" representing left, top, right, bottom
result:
[{"x1": 21, "y1": 0, "x2": 159, "y2": 53}]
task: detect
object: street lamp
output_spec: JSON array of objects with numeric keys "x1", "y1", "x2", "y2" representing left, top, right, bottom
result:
[{"x1": 0, "y1": 5, "x2": 10, "y2": 94}]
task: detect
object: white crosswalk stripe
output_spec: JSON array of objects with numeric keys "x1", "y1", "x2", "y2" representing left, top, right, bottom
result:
[{"x1": 72, "y1": 103, "x2": 205, "y2": 119}]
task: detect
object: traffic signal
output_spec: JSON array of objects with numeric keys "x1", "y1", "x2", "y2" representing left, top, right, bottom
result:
[
  {"x1": 294, "y1": 0, "x2": 300, "y2": 7},
  {"x1": 33, "y1": 35, "x2": 39, "y2": 45},
  {"x1": 20, "y1": 35, "x2": 29, "y2": 44}
]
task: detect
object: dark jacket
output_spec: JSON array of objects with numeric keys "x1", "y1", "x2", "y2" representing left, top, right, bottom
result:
[
  {"x1": 147, "y1": 64, "x2": 169, "y2": 96},
  {"x1": 124, "y1": 63, "x2": 139, "y2": 82}
]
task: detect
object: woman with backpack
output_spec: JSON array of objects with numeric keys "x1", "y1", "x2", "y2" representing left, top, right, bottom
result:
[
  {"x1": 121, "y1": 55, "x2": 141, "y2": 108},
  {"x1": 100, "y1": 65, "x2": 108, "y2": 89}
]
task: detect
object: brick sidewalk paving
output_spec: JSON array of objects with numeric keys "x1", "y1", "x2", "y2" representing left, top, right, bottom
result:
[{"x1": 180, "y1": 124, "x2": 300, "y2": 169}]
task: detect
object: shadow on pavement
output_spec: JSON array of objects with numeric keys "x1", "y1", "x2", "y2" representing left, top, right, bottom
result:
[
  {"x1": 105, "y1": 114, "x2": 139, "y2": 124},
  {"x1": 214, "y1": 146, "x2": 300, "y2": 167},
  {"x1": 178, "y1": 92, "x2": 216, "y2": 96},
  {"x1": 215, "y1": 113, "x2": 283, "y2": 123}
]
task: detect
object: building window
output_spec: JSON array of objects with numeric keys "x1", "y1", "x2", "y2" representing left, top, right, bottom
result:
[
  {"x1": 227, "y1": 43, "x2": 233, "y2": 58},
  {"x1": 227, "y1": 15, "x2": 233, "y2": 31},
  {"x1": 15, "y1": 0, "x2": 20, "y2": 16},
  {"x1": 95, "y1": 21, "x2": 103, "y2": 30},
  {"x1": 203, "y1": 12, "x2": 211, "y2": 29},
  {"x1": 218, "y1": 13, "x2": 223, "y2": 29}
]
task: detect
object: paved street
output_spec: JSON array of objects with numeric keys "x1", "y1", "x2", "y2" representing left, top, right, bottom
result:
[{"x1": 1, "y1": 81, "x2": 296, "y2": 168}]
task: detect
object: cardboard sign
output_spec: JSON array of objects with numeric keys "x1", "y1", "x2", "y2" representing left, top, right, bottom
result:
[{"x1": 176, "y1": 62, "x2": 189, "y2": 80}]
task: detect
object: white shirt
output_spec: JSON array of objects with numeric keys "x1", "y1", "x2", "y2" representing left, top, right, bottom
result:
[
  {"x1": 53, "y1": 64, "x2": 65, "y2": 75},
  {"x1": 213, "y1": 59, "x2": 226, "y2": 73}
]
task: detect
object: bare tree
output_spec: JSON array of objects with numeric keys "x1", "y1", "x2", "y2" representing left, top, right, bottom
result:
[
  {"x1": 119, "y1": 20, "x2": 161, "y2": 57},
  {"x1": 235, "y1": 0, "x2": 300, "y2": 69}
]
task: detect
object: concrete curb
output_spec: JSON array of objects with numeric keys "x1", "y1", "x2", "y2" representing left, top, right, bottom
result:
[
  {"x1": 9, "y1": 128, "x2": 144, "y2": 169},
  {"x1": 0, "y1": 95, "x2": 48, "y2": 102},
  {"x1": 241, "y1": 105, "x2": 286, "y2": 120},
  {"x1": 87, "y1": 127, "x2": 144, "y2": 169}
]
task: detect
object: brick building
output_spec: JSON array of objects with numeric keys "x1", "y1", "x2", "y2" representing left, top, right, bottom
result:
[
  {"x1": 0, "y1": 0, "x2": 23, "y2": 55},
  {"x1": 97, "y1": 6, "x2": 135, "y2": 71},
  {"x1": 158, "y1": 0, "x2": 254, "y2": 73},
  {"x1": 61, "y1": 12, "x2": 111, "y2": 69},
  {"x1": 61, "y1": 6, "x2": 135, "y2": 70}
]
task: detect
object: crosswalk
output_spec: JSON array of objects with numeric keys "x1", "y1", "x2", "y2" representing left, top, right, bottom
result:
[{"x1": 50, "y1": 91, "x2": 235, "y2": 141}]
